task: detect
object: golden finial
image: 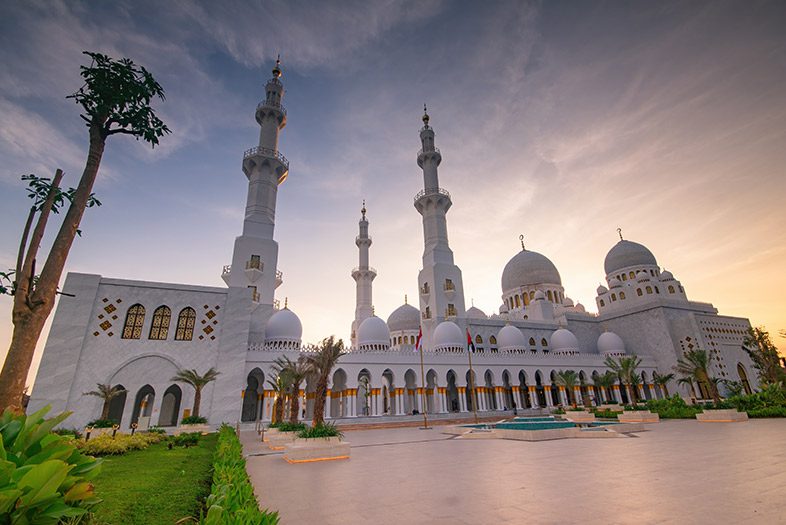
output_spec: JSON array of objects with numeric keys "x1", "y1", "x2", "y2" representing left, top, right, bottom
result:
[
  {"x1": 361, "y1": 199, "x2": 366, "y2": 219},
  {"x1": 404, "y1": 294, "x2": 408, "y2": 304},
  {"x1": 617, "y1": 227, "x2": 623, "y2": 241},
  {"x1": 471, "y1": 298, "x2": 475, "y2": 307},
  {"x1": 272, "y1": 54, "x2": 282, "y2": 78},
  {"x1": 422, "y1": 103, "x2": 430, "y2": 126},
  {"x1": 372, "y1": 305, "x2": 375, "y2": 315},
  {"x1": 519, "y1": 234, "x2": 525, "y2": 251},
  {"x1": 284, "y1": 296, "x2": 288, "y2": 309}
]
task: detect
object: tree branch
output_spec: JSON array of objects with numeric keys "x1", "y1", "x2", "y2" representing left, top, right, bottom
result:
[
  {"x1": 15, "y1": 169, "x2": 63, "y2": 310},
  {"x1": 14, "y1": 205, "x2": 37, "y2": 292},
  {"x1": 105, "y1": 128, "x2": 137, "y2": 136}
]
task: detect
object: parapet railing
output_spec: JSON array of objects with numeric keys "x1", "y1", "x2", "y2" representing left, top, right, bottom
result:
[
  {"x1": 413, "y1": 187, "x2": 451, "y2": 202},
  {"x1": 417, "y1": 147, "x2": 441, "y2": 157},
  {"x1": 256, "y1": 99, "x2": 287, "y2": 117},
  {"x1": 243, "y1": 146, "x2": 289, "y2": 169},
  {"x1": 351, "y1": 266, "x2": 377, "y2": 274}
]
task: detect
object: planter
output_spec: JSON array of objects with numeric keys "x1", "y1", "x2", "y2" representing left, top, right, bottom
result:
[
  {"x1": 619, "y1": 410, "x2": 660, "y2": 423},
  {"x1": 283, "y1": 436, "x2": 350, "y2": 463},
  {"x1": 175, "y1": 424, "x2": 210, "y2": 435},
  {"x1": 266, "y1": 430, "x2": 298, "y2": 450},
  {"x1": 564, "y1": 411, "x2": 596, "y2": 423},
  {"x1": 696, "y1": 409, "x2": 748, "y2": 423}
]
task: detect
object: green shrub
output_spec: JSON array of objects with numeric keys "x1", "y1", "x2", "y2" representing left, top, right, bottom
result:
[
  {"x1": 181, "y1": 415, "x2": 208, "y2": 425},
  {"x1": 592, "y1": 409, "x2": 620, "y2": 419},
  {"x1": 645, "y1": 395, "x2": 702, "y2": 418},
  {"x1": 747, "y1": 406, "x2": 786, "y2": 418},
  {"x1": 275, "y1": 422, "x2": 307, "y2": 432},
  {"x1": 172, "y1": 432, "x2": 201, "y2": 447},
  {"x1": 52, "y1": 427, "x2": 82, "y2": 439},
  {"x1": 199, "y1": 425, "x2": 279, "y2": 524},
  {"x1": 147, "y1": 426, "x2": 167, "y2": 434},
  {"x1": 297, "y1": 423, "x2": 342, "y2": 439},
  {"x1": 623, "y1": 404, "x2": 649, "y2": 411},
  {"x1": 551, "y1": 408, "x2": 565, "y2": 415},
  {"x1": 567, "y1": 407, "x2": 586, "y2": 412},
  {"x1": 267, "y1": 421, "x2": 280, "y2": 429},
  {"x1": 86, "y1": 419, "x2": 117, "y2": 428},
  {"x1": 75, "y1": 431, "x2": 166, "y2": 456},
  {"x1": 727, "y1": 384, "x2": 786, "y2": 414},
  {"x1": 0, "y1": 406, "x2": 102, "y2": 523}
]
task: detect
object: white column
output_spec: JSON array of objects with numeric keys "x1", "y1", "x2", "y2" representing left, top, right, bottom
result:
[
  {"x1": 459, "y1": 390, "x2": 467, "y2": 412},
  {"x1": 529, "y1": 387, "x2": 538, "y2": 408},
  {"x1": 496, "y1": 388, "x2": 505, "y2": 410},
  {"x1": 325, "y1": 391, "x2": 332, "y2": 419},
  {"x1": 545, "y1": 387, "x2": 554, "y2": 407}
]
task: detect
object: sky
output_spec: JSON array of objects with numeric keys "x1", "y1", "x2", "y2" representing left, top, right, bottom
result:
[{"x1": 1, "y1": 0, "x2": 785, "y2": 388}]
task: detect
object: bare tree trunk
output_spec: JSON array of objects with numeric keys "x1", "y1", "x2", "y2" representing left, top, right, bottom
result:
[
  {"x1": 0, "y1": 124, "x2": 107, "y2": 411},
  {"x1": 101, "y1": 400, "x2": 110, "y2": 420},
  {"x1": 289, "y1": 383, "x2": 300, "y2": 424},
  {"x1": 312, "y1": 377, "x2": 327, "y2": 427},
  {"x1": 192, "y1": 387, "x2": 202, "y2": 417}
]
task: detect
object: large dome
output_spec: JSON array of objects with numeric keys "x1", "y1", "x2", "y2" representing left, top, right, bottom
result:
[
  {"x1": 433, "y1": 321, "x2": 463, "y2": 350},
  {"x1": 498, "y1": 324, "x2": 526, "y2": 350},
  {"x1": 466, "y1": 306, "x2": 487, "y2": 319},
  {"x1": 551, "y1": 328, "x2": 579, "y2": 353},
  {"x1": 386, "y1": 303, "x2": 419, "y2": 332},
  {"x1": 265, "y1": 308, "x2": 302, "y2": 342},
  {"x1": 501, "y1": 249, "x2": 561, "y2": 292},
  {"x1": 358, "y1": 316, "x2": 391, "y2": 347},
  {"x1": 604, "y1": 240, "x2": 657, "y2": 275},
  {"x1": 597, "y1": 331, "x2": 625, "y2": 355}
]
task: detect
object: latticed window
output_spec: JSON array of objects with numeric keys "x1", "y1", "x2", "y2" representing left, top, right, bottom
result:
[
  {"x1": 149, "y1": 305, "x2": 171, "y2": 340},
  {"x1": 175, "y1": 307, "x2": 196, "y2": 341},
  {"x1": 489, "y1": 336, "x2": 497, "y2": 345},
  {"x1": 122, "y1": 304, "x2": 145, "y2": 339}
]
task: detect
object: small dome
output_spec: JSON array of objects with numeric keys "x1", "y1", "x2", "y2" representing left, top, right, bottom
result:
[
  {"x1": 433, "y1": 321, "x2": 464, "y2": 350},
  {"x1": 574, "y1": 302, "x2": 586, "y2": 313},
  {"x1": 501, "y1": 249, "x2": 562, "y2": 292},
  {"x1": 597, "y1": 284, "x2": 608, "y2": 295},
  {"x1": 358, "y1": 316, "x2": 391, "y2": 347},
  {"x1": 551, "y1": 328, "x2": 579, "y2": 353},
  {"x1": 265, "y1": 308, "x2": 303, "y2": 343},
  {"x1": 660, "y1": 270, "x2": 674, "y2": 281},
  {"x1": 604, "y1": 239, "x2": 658, "y2": 275},
  {"x1": 637, "y1": 271, "x2": 650, "y2": 282},
  {"x1": 386, "y1": 303, "x2": 419, "y2": 332},
  {"x1": 563, "y1": 296, "x2": 575, "y2": 307},
  {"x1": 534, "y1": 290, "x2": 546, "y2": 301},
  {"x1": 466, "y1": 306, "x2": 487, "y2": 319},
  {"x1": 498, "y1": 324, "x2": 526, "y2": 350},
  {"x1": 597, "y1": 331, "x2": 625, "y2": 355},
  {"x1": 609, "y1": 277, "x2": 622, "y2": 289},
  {"x1": 499, "y1": 303, "x2": 509, "y2": 314}
]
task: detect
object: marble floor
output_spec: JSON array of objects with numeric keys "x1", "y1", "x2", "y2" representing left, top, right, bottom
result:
[{"x1": 244, "y1": 419, "x2": 786, "y2": 524}]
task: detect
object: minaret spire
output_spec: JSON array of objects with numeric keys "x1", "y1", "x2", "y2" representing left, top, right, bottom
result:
[
  {"x1": 223, "y1": 57, "x2": 289, "y2": 318},
  {"x1": 351, "y1": 199, "x2": 377, "y2": 346},
  {"x1": 414, "y1": 109, "x2": 466, "y2": 349}
]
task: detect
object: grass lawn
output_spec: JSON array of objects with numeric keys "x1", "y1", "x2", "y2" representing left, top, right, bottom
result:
[{"x1": 90, "y1": 433, "x2": 217, "y2": 524}]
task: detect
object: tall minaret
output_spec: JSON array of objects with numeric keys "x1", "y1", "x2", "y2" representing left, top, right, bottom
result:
[
  {"x1": 414, "y1": 106, "x2": 466, "y2": 350},
  {"x1": 351, "y1": 201, "x2": 376, "y2": 346},
  {"x1": 223, "y1": 58, "x2": 288, "y2": 314}
]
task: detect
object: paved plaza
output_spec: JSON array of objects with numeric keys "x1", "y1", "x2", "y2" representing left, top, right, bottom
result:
[{"x1": 244, "y1": 419, "x2": 786, "y2": 524}]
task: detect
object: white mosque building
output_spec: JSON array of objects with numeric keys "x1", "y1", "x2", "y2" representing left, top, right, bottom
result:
[{"x1": 29, "y1": 62, "x2": 757, "y2": 429}]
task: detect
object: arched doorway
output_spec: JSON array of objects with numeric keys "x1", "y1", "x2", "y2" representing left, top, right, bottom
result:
[
  {"x1": 107, "y1": 384, "x2": 127, "y2": 424},
  {"x1": 502, "y1": 370, "x2": 514, "y2": 410},
  {"x1": 549, "y1": 371, "x2": 560, "y2": 406},
  {"x1": 446, "y1": 370, "x2": 460, "y2": 412},
  {"x1": 579, "y1": 371, "x2": 590, "y2": 406},
  {"x1": 535, "y1": 371, "x2": 546, "y2": 407},
  {"x1": 158, "y1": 384, "x2": 182, "y2": 427},
  {"x1": 241, "y1": 369, "x2": 264, "y2": 422},
  {"x1": 465, "y1": 370, "x2": 478, "y2": 412},
  {"x1": 518, "y1": 371, "x2": 531, "y2": 408},
  {"x1": 131, "y1": 385, "x2": 155, "y2": 428},
  {"x1": 382, "y1": 369, "x2": 395, "y2": 415},
  {"x1": 737, "y1": 363, "x2": 752, "y2": 394},
  {"x1": 484, "y1": 370, "x2": 497, "y2": 410},
  {"x1": 426, "y1": 369, "x2": 438, "y2": 413},
  {"x1": 357, "y1": 369, "x2": 372, "y2": 416},
  {"x1": 331, "y1": 369, "x2": 348, "y2": 418},
  {"x1": 404, "y1": 369, "x2": 418, "y2": 414},
  {"x1": 641, "y1": 371, "x2": 652, "y2": 400}
]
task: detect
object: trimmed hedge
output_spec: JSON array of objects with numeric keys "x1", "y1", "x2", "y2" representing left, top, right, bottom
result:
[
  {"x1": 200, "y1": 425, "x2": 279, "y2": 524},
  {"x1": 75, "y1": 432, "x2": 166, "y2": 456},
  {"x1": 645, "y1": 396, "x2": 702, "y2": 419},
  {"x1": 182, "y1": 415, "x2": 208, "y2": 425},
  {"x1": 297, "y1": 423, "x2": 342, "y2": 439},
  {"x1": 274, "y1": 422, "x2": 307, "y2": 433}
]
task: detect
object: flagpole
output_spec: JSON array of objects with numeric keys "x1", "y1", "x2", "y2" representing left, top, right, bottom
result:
[
  {"x1": 418, "y1": 344, "x2": 430, "y2": 429},
  {"x1": 467, "y1": 333, "x2": 479, "y2": 424}
]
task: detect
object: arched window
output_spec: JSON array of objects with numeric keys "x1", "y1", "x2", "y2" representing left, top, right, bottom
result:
[
  {"x1": 149, "y1": 305, "x2": 171, "y2": 340},
  {"x1": 489, "y1": 336, "x2": 497, "y2": 345},
  {"x1": 678, "y1": 285, "x2": 684, "y2": 293},
  {"x1": 410, "y1": 335, "x2": 416, "y2": 344},
  {"x1": 529, "y1": 337, "x2": 536, "y2": 346},
  {"x1": 668, "y1": 285, "x2": 675, "y2": 294},
  {"x1": 654, "y1": 286, "x2": 660, "y2": 294},
  {"x1": 529, "y1": 291, "x2": 535, "y2": 300},
  {"x1": 619, "y1": 291, "x2": 626, "y2": 300},
  {"x1": 621, "y1": 274, "x2": 627, "y2": 281},
  {"x1": 547, "y1": 290, "x2": 553, "y2": 302},
  {"x1": 515, "y1": 295, "x2": 521, "y2": 308},
  {"x1": 398, "y1": 336, "x2": 402, "y2": 344},
  {"x1": 646, "y1": 286, "x2": 653, "y2": 294},
  {"x1": 175, "y1": 307, "x2": 196, "y2": 341},
  {"x1": 122, "y1": 304, "x2": 145, "y2": 339},
  {"x1": 475, "y1": 335, "x2": 483, "y2": 344},
  {"x1": 523, "y1": 293, "x2": 530, "y2": 306},
  {"x1": 637, "y1": 288, "x2": 643, "y2": 297},
  {"x1": 541, "y1": 338, "x2": 548, "y2": 347},
  {"x1": 629, "y1": 271, "x2": 635, "y2": 279},
  {"x1": 599, "y1": 299, "x2": 605, "y2": 307},
  {"x1": 611, "y1": 293, "x2": 617, "y2": 302}
]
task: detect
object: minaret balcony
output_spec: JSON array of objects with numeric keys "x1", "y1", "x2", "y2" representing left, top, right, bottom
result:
[
  {"x1": 243, "y1": 146, "x2": 289, "y2": 183},
  {"x1": 355, "y1": 235, "x2": 373, "y2": 247},
  {"x1": 275, "y1": 269, "x2": 283, "y2": 289},
  {"x1": 351, "y1": 266, "x2": 378, "y2": 280},
  {"x1": 414, "y1": 187, "x2": 452, "y2": 213},
  {"x1": 221, "y1": 264, "x2": 232, "y2": 285},
  {"x1": 417, "y1": 147, "x2": 441, "y2": 168},
  {"x1": 256, "y1": 100, "x2": 287, "y2": 118}
]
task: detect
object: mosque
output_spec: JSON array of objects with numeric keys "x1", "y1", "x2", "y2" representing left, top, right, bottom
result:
[{"x1": 29, "y1": 61, "x2": 757, "y2": 429}]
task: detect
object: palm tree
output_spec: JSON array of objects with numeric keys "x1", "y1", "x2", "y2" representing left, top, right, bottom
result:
[
  {"x1": 171, "y1": 367, "x2": 220, "y2": 419},
  {"x1": 273, "y1": 355, "x2": 310, "y2": 424},
  {"x1": 677, "y1": 376, "x2": 697, "y2": 400},
  {"x1": 674, "y1": 349, "x2": 720, "y2": 404},
  {"x1": 652, "y1": 371, "x2": 675, "y2": 397},
  {"x1": 304, "y1": 336, "x2": 346, "y2": 427},
  {"x1": 554, "y1": 370, "x2": 579, "y2": 406},
  {"x1": 266, "y1": 374, "x2": 290, "y2": 424},
  {"x1": 82, "y1": 383, "x2": 126, "y2": 420},
  {"x1": 604, "y1": 355, "x2": 643, "y2": 403},
  {"x1": 595, "y1": 371, "x2": 619, "y2": 403}
]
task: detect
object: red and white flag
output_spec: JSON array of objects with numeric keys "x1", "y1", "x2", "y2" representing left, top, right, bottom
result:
[{"x1": 415, "y1": 327, "x2": 423, "y2": 353}]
